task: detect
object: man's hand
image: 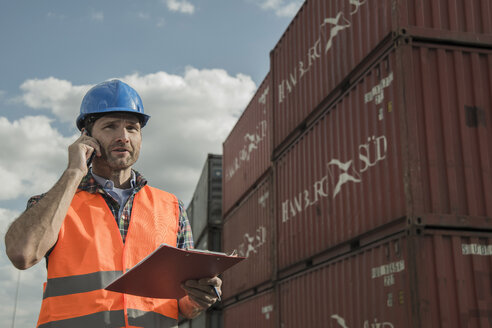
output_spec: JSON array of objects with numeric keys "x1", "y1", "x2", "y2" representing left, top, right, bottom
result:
[
  {"x1": 182, "y1": 276, "x2": 222, "y2": 309},
  {"x1": 67, "y1": 130, "x2": 101, "y2": 175},
  {"x1": 179, "y1": 276, "x2": 222, "y2": 319}
]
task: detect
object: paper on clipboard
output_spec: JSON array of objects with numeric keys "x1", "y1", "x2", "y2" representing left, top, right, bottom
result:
[{"x1": 104, "y1": 244, "x2": 245, "y2": 299}]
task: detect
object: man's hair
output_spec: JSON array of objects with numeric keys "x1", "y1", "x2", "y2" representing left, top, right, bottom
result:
[
  {"x1": 82, "y1": 114, "x2": 105, "y2": 135},
  {"x1": 82, "y1": 112, "x2": 144, "y2": 135}
]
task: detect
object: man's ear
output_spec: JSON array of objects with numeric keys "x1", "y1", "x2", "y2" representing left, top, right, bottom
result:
[{"x1": 81, "y1": 128, "x2": 90, "y2": 136}]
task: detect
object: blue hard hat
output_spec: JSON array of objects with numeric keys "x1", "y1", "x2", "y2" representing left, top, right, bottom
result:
[{"x1": 76, "y1": 79, "x2": 150, "y2": 130}]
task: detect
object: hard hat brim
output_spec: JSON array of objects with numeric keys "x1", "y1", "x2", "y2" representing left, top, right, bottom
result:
[{"x1": 76, "y1": 108, "x2": 150, "y2": 131}]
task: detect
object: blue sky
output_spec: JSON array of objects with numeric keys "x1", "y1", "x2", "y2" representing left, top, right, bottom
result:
[{"x1": 0, "y1": 0, "x2": 302, "y2": 326}]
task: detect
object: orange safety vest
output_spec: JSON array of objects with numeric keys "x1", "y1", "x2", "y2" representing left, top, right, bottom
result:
[{"x1": 37, "y1": 185, "x2": 180, "y2": 328}]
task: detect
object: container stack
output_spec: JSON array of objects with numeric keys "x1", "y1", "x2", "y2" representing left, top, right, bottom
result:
[
  {"x1": 220, "y1": 73, "x2": 276, "y2": 320},
  {"x1": 181, "y1": 154, "x2": 223, "y2": 328},
  {"x1": 220, "y1": 0, "x2": 492, "y2": 327}
]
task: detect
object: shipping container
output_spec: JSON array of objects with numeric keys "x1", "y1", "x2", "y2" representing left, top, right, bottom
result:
[
  {"x1": 278, "y1": 228, "x2": 492, "y2": 328},
  {"x1": 276, "y1": 39, "x2": 492, "y2": 270},
  {"x1": 223, "y1": 290, "x2": 276, "y2": 328},
  {"x1": 222, "y1": 176, "x2": 274, "y2": 299},
  {"x1": 188, "y1": 154, "x2": 223, "y2": 243},
  {"x1": 271, "y1": 0, "x2": 492, "y2": 149},
  {"x1": 179, "y1": 309, "x2": 222, "y2": 328},
  {"x1": 195, "y1": 227, "x2": 222, "y2": 252},
  {"x1": 223, "y1": 74, "x2": 272, "y2": 216}
]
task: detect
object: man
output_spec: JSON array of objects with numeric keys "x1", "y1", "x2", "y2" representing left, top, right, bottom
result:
[{"x1": 4, "y1": 79, "x2": 221, "y2": 327}]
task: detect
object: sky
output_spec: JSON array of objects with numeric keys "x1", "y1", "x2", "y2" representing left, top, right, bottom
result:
[{"x1": 0, "y1": 0, "x2": 303, "y2": 326}]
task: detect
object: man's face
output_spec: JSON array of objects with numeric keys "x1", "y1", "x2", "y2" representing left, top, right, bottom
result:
[{"x1": 91, "y1": 113, "x2": 142, "y2": 171}]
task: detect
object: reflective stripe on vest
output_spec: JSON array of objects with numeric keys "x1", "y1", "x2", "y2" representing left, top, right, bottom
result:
[
  {"x1": 37, "y1": 186, "x2": 180, "y2": 327},
  {"x1": 43, "y1": 271, "x2": 123, "y2": 299}
]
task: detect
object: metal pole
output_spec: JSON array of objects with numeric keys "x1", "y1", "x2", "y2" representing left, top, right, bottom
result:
[{"x1": 11, "y1": 269, "x2": 21, "y2": 328}]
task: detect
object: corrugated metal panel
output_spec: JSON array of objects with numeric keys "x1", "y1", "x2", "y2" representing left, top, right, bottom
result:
[
  {"x1": 275, "y1": 41, "x2": 492, "y2": 270},
  {"x1": 208, "y1": 155, "x2": 223, "y2": 226},
  {"x1": 223, "y1": 290, "x2": 276, "y2": 328},
  {"x1": 271, "y1": 0, "x2": 492, "y2": 149},
  {"x1": 189, "y1": 154, "x2": 222, "y2": 242},
  {"x1": 222, "y1": 176, "x2": 273, "y2": 299},
  {"x1": 400, "y1": 41, "x2": 492, "y2": 223},
  {"x1": 278, "y1": 229, "x2": 492, "y2": 328},
  {"x1": 223, "y1": 74, "x2": 272, "y2": 216}
]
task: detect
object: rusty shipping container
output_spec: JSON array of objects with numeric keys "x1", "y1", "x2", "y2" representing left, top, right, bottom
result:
[
  {"x1": 223, "y1": 74, "x2": 272, "y2": 216},
  {"x1": 222, "y1": 176, "x2": 274, "y2": 299},
  {"x1": 271, "y1": 0, "x2": 492, "y2": 149},
  {"x1": 223, "y1": 290, "x2": 276, "y2": 328},
  {"x1": 276, "y1": 40, "x2": 492, "y2": 270},
  {"x1": 278, "y1": 228, "x2": 492, "y2": 328}
]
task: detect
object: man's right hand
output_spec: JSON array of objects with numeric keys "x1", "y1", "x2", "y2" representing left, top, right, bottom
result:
[{"x1": 67, "y1": 130, "x2": 101, "y2": 175}]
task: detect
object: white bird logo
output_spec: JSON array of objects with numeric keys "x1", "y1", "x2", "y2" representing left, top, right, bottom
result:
[
  {"x1": 327, "y1": 159, "x2": 361, "y2": 198},
  {"x1": 321, "y1": 12, "x2": 351, "y2": 53}
]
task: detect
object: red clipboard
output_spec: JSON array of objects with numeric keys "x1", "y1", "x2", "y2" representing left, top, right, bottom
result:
[{"x1": 105, "y1": 244, "x2": 245, "y2": 299}]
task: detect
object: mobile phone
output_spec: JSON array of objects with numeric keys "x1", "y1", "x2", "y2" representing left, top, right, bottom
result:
[{"x1": 83, "y1": 129, "x2": 96, "y2": 167}]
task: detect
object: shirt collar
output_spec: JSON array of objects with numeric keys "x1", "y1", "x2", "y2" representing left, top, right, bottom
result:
[
  {"x1": 92, "y1": 170, "x2": 137, "y2": 190},
  {"x1": 78, "y1": 169, "x2": 147, "y2": 194}
]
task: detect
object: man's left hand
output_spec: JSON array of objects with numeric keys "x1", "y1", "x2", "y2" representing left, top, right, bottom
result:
[{"x1": 181, "y1": 276, "x2": 222, "y2": 310}]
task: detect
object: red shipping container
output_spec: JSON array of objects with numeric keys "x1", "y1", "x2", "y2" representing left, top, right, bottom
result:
[
  {"x1": 271, "y1": 0, "x2": 492, "y2": 148},
  {"x1": 222, "y1": 177, "x2": 274, "y2": 298},
  {"x1": 223, "y1": 290, "x2": 276, "y2": 328},
  {"x1": 223, "y1": 74, "x2": 272, "y2": 216},
  {"x1": 279, "y1": 229, "x2": 492, "y2": 328},
  {"x1": 276, "y1": 40, "x2": 492, "y2": 270}
]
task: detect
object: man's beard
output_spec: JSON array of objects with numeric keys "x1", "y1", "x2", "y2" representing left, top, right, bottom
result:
[{"x1": 99, "y1": 146, "x2": 139, "y2": 170}]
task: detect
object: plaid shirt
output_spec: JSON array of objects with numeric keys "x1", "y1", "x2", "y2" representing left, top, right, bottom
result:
[{"x1": 27, "y1": 170, "x2": 194, "y2": 248}]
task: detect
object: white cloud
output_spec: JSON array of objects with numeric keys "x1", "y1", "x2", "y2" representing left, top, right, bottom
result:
[
  {"x1": 166, "y1": 0, "x2": 195, "y2": 14},
  {"x1": 91, "y1": 11, "x2": 104, "y2": 22},
  {"x1": 256, "y1": 0, "x2": 303, "y2": 17},
  {"x1": 0, "y1": 116, "x2": 76, "y2": 201},
  {"x1": 19, "y1": 77, "x2": 91, "y2": 123},
  {"x1": 0, "y1": 261, "x2": 45, "y2": 327},
  {"x1": 0, "y1": 208, "x2": 19, "y2": 237}
]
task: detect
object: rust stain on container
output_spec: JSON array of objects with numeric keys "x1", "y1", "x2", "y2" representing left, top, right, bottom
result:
[
  {"x1": 271, "y1": 0, "x2": 492, "y2": 148},
  {"x1": 222, "y1": 176, "x2": 273, "y2": 299},
  {"x1": 223, "y1": 290, "x2": 276, "y2": 328},
  {"x1": 278, "y1": 229, "x2": 492, "y2": 328},
  {"x1": 276, "y1": 41, "x2": 492, "y2": 270},
  {"x1": 223, "y1": 73, "x2": 272, "y2": 216}
]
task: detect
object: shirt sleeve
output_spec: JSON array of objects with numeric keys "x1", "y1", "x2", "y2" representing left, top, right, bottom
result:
[
  {"x1": 176, "y1": 199, "x2": 194, "y2": 249},
  {"x1": 26, "y1": 193, "x2": 47, "y2": 210}
]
